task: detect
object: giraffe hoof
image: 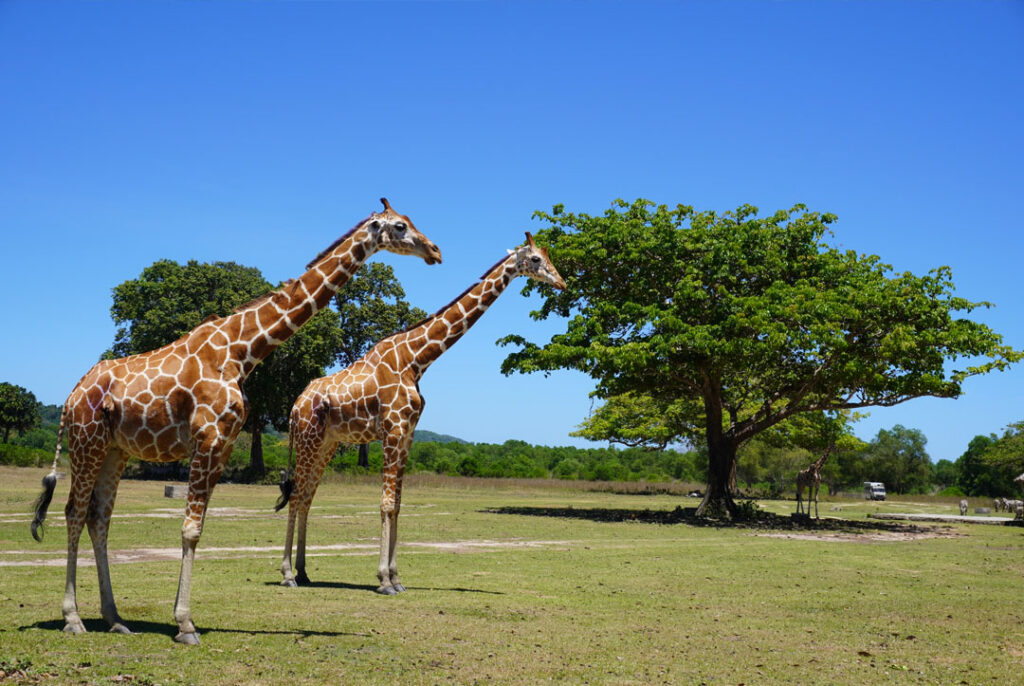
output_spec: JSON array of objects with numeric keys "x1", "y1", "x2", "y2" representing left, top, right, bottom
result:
[
  {"x1": 296, "y1": 572, "x2": 311, "y2": 586},
  {"x1": 108, "y1": 622, "x2": 134, "y2": 635},
  {"x1": 391, "y1": 583, "x2": 406, "y2": 593},
  {"x1": 174, "y1": 631, "x2": 201, "y2": 646},
  {"x1": 375, "y1": 585, "x2": 398, "y2": 595},
  {"x1": 281, "y1": 578, "x2": 298, "y2": 588},
  {"x1": 63, "y1": 621, "x2": 87, "y2": 635}
]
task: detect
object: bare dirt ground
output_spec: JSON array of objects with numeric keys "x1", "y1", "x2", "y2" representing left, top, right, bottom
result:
[
  {"x1": 751, "y1": 528, "x2": 962, "y2": 543},
  {"x1": 0, "y1": 538, "x2": 573, "y2": 567}
]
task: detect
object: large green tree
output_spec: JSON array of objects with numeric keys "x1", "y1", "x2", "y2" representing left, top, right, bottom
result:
[
  {"x1": 332, "y1": 263, "x2": 428, "y2": 367},
  {"x1": 858, "y1": 425, "x2": 932, "y2": 495},
  {"x1": 954, "y1": 422, "x2": 1024, "y2": 497},
  {"x1": 499, "y1": 199, "x2": 1020, "y2": 516},
  {"x1": 0, "y1": 382, "x2": 40, "y2": 444}
]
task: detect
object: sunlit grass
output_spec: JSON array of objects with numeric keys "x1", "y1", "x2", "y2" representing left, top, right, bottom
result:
[{"x1": 1, "y1": 466, "x2": 1021, "y2": 684}]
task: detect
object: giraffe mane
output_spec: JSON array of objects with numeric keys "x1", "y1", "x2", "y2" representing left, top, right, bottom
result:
[
  {"x1": 230, "y1": 279, "x2": 298, "y2": 314},
  {"x1": 304, "y1": 215, "x2": 373, "y2": 270}
]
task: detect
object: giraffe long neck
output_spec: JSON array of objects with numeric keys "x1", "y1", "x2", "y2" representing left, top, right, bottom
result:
[
  {"x1": 813, "y1": 445, "x2": 833, "y2": 471},
  {"x1": 403, "y1": 254, "x2": 518, "y2": 378},
  {"x1": 221, "y1": 226, "x2": 378, "y2": 379}
]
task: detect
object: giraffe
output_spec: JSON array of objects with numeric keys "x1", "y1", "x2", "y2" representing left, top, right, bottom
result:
[
  {"x1": 30, "y1": 199, "x2": 441, "y2": 644},
  {"x1": 276, "y1": 232, "x2": 564, "y2": 593},
  {"x1": 795, "y1": 444, "x2": 833, "y2": 519}
]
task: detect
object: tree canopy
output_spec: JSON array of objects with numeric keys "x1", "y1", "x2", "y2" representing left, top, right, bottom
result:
[
  {"x1": 499, "y1": 199, "x2": 1021, "y2": 516},
  {"x1": 950, "y1": 422, "x2": 1024, "y2": 497},
  {"x1": 858, "y1": 425, "x2": 932, "y2": 495},
  {"x1": 332, "y1": 263, "x2": 428, "y2": 367},
  {"x1": 0, "y1": 382, "x2": 40, "y2": 444}
]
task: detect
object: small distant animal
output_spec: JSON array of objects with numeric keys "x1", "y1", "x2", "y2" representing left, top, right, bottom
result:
[
  {"x1": 959, "y1": 499, "x2": 968, "y2": 516},
  {"x1": 994, "y1": 498, "x2": 1003, "y2": 512}
]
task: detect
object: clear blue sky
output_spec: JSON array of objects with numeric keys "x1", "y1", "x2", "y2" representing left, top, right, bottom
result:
[{"x1": 2, "y1": 1, "x2": 1022, "y2": 464}]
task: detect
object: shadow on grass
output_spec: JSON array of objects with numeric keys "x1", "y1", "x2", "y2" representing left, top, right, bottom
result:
[
  {"x1": 23, "y1": 618, "x2": 369, "y2": 638},
  {"x1": 262, "y1": 580, "x2": 505, "y2": 595},
  {"x1": 483, "y1": 505, "x2": 940, "y2": 534}
]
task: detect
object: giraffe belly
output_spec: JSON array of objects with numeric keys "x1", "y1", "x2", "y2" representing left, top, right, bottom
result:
[{"x1": 328, "y1": 417, "x2": 378, "y2": 445}]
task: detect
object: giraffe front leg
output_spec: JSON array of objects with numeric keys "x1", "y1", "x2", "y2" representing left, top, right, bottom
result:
[
  {"x1": 388, "y1": 454, "x2": 410, "y2": 592},
  {"x1": 294, "y1": 503, "x2": 312, "y2": 586},
  {"x1": 387, "y1": 511, "x2": 403, "y2": 592},
  {"x1": 173, "y1": 455, "x2": 226, "y2": 645},
  {"x1": 376, "y1": 431, "x2": 411, "y2": 594},
  {"x1": 376, "y1": 507, "x2": 397, "y2": 595}
]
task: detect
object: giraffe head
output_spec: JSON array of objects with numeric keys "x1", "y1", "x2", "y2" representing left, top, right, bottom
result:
[
  {"x1": 370, "y1": 197, "x2": 443, "y2": 265},
  {"x1": 510, "y1": 232, "x2": 566, "y2": 290}
]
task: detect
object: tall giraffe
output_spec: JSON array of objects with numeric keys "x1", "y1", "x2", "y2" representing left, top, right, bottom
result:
[
  {"x1": 277, "y1": 233, "x2": 564, "y2": 593},
  {"x1": 30, "y1": 199, "x2": 441, "y2": 644},
  {"x1": 795, "y1": 444, "x2": 833, "y2": 519}
]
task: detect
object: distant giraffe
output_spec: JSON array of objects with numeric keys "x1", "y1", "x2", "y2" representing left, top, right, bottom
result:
[
  {"x1": 795, "y1": 444, "x2": 833, "y2": 519},
  {"x1": 30, "y1": 199, "x2": 441, "y2": 644},
  {"x1": 277, "y1": 233, "x2": 564, "y2": 593}
]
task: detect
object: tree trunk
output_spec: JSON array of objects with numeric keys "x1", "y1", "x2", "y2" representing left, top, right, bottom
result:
[
  {"x1": 249, "y1": 419, "x2": 265, "y2": 478},
  {"x1": 695, "y1": 378, "x2": 738, "y2": 518},
  {"x1": 1, "y1": 427, "x2": 8, "y2": 443},
  {"x1": 696, "y1": 437, "x2": 738, "y2": 517}
]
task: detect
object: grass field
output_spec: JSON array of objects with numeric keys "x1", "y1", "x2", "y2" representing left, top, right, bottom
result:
[{"x1": 1, "y1": 466, "x2": 1021, "y2": 685}]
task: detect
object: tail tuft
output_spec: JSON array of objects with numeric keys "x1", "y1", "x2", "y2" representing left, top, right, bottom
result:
[
  {"x1": 31, "y1": 472, "x2": 58, "y2": 542},
  {"x1": 274, "y1": 472, "x2": 293, "y2": 512}
]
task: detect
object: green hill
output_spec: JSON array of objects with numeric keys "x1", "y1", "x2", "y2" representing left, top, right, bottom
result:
[{"x1": 413, "y1": 429, "x2": 468, "y2": 444}]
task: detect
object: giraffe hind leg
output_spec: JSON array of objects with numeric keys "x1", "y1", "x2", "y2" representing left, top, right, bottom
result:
[
  {"x1": 86, "y1": 448, "x2": 132, "y2": 633},
  {"x1": 62, "y1": 443, "x2": 110, "y2": 635},
  {"x1": 280, "y1": 500, "x2": 299, "y2": 587}
]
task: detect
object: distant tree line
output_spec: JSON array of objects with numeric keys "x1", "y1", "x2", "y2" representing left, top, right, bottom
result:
[{"x1": 3, "y1": 398, "x2": 1022, "y2": 498}]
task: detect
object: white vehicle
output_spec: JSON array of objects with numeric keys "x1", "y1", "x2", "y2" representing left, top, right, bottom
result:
[{"x1": 863, "y1": 482, "x2": 886, "y2": 500}]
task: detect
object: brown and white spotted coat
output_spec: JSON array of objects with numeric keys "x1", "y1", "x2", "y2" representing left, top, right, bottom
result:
[
  {"x1": 279, "y1": 233, "x2": 564, "y2": 593},
  {"x1": 796, "y1": 445, "x2": 832, "y2": 519},
  {"x1": 31, "y1": 199, "x2": 441, "y2": 644}
]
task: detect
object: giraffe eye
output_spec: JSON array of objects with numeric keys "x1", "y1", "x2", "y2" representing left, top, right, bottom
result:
[
  {"x1": 394, "y1": 221, "x2": 407, "y2": 233},
  {"x1": 531, "y1": 256, "x2": 541, "y2": 264}
]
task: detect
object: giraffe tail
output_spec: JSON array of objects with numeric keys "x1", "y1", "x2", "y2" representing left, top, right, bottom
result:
[
  {"x1": 274, "y1": 474, "x2": 294, "y2": 512},
  {"x1": 31, "y1": 404, "x2": 66, "y2": 542},
  {"x1": 274, "y1": 422, "x2": 295, "y2": 512}
]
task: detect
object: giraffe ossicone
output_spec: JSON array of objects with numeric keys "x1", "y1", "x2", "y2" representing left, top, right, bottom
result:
[
  {"x1": 30, "y1": 199, "x2": 440, "y2": 644},
  {"x1": 278, "y1": 232, "x2": 565, "y2": 593}
]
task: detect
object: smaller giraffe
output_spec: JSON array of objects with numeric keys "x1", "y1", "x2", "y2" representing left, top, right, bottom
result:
[
  {"x1": 277, "y1": 233, "x2": 564, "y2": 593},
  {"x1": 795, "y1": 444, "x2": 833, "y2": 519}
]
